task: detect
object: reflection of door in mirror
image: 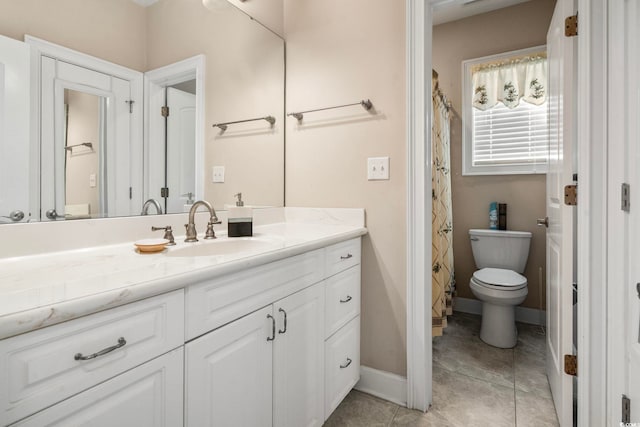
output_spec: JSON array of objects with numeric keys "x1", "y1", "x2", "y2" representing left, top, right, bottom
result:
[
  {"x1": 63, "y1": 89, "x2": 102, "y2": 219},
  {"x1": 165, "y1": 85, "x2": 196, "y2": 214},
  {"x1": 145, "y1": 55, "x2": 204, "y2": 215},
  {"x1": 0, "y1": 35, "x2": 31, "y2": 224},
  {"x1": 40, "y1": 57, "x2": 137, "y2": 220}
]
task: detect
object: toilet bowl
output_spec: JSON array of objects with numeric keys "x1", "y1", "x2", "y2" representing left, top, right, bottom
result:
[
  {"x1": 469, "y1": 267, "x2": 528, "y2": 348},
  {"x1": 468, "y1": 229, "x2": 532, "y2": 348}
]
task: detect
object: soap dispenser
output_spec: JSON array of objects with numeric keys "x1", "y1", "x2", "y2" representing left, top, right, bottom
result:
[
  {"x1": 183, "y1": 192, "x2": 195, "y2": 212},
  {"x1": 228, "y1": 192, "x2": 253, "y2": 237}
]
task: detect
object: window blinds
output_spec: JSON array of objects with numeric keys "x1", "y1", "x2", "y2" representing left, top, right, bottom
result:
[{"x1": 471, "y1": 100, "x2": 548, "y2": 169}]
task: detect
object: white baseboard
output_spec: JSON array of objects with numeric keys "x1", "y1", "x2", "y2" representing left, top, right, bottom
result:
[
  {"x1": 453, "y1": 297, "x2": 546, "y2": 326},
  {"x1": 354, "y1": 366, "x2": 407, "y2": 407}
]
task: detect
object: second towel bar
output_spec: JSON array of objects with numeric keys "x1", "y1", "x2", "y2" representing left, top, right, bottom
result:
[{"x1": 287, "y1": 99, "x2": 373, "y2": 122}]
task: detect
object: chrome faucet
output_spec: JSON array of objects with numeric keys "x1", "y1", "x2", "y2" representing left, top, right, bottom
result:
[
  {"x1": 141, "y1": 199, "x2": 163, "y2": 215},
  {"x1": 185, "y1": 200, "x2": 221, "y2": 242}
]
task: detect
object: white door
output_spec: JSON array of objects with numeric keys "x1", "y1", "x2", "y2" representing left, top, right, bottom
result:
[
  {"x1": 15, "y1": 348, "x2": 184, "y2": 427},
  {"x1": 166, "y1": 87, "x2": 196, "y2": 213},
  {"x1": 626, "y1": 0, "x2": 640, "y2": 420},
  {"x1": 185, "y1": 305, "x2": 273, "y2": 427},
  {"x1": 545, "y1": 0, "x2": 576, "y2": 425},
  {"x1": 0, "y1": 35, "x2": 31, "y2": 223},
  {"x1": 40, "y1": 58, "x2": 134, "y2": 219},
  {"x1": 273, "y1": 283, "x2": 325, "y2": 427}
]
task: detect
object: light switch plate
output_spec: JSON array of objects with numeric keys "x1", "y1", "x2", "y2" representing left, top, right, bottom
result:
[
  {"x1": 89, "y1": 174, "x2": 97, "y2": 188},
  {"x1": 212, "y1": 166, "x2": 225, "y2": 183},
  {"x1": 367, "y1": 157, "x2": 390, "y2": 180}
]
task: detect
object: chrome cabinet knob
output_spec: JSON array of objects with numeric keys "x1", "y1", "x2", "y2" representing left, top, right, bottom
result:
[
  {"x1": 537, "y1": 217, "x2": 549, "y2": 228},
  {"x1": 2, "y1": 210, "x2": 24, "y2": 222}
]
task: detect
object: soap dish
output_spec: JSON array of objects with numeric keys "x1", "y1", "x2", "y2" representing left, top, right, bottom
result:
[{"x1": 134, "y1": 238, "x2": 170, "y2": 253}]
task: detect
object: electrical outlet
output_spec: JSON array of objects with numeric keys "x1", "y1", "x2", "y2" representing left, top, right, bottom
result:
[
  {"x1": 212, "y1": 166, "x2": 225, "y2": 183},
  {"x1": 367, "y1": 157, "x2": 390, "y2": 180},
  {"x1": 89, "y1": 174, "x2": 97, "y2": 188}
]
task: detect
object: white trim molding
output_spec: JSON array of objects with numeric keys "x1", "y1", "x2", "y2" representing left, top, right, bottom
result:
[
  {"x1": 453, "y1": 297, "x2": 547, "y2": 326},
  {"x1": 576, "y1": 0, "x2": 607, "y2": 425},
  {"x1": 355, "y1": 366, "x2": 408, "y2": 407},
  {"x1": 406, "y1": 0, "x2": 432, "y2": 412}
]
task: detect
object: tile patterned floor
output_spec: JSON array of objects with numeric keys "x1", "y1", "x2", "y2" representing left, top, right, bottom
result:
[{"x1": 324, "y1": 312, "x2": 560, "y2": 427}]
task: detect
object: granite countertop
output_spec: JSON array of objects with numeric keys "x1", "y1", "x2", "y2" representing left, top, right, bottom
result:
[{"x1": 0, "y1": 221, "x2": 367, "y2": 340}]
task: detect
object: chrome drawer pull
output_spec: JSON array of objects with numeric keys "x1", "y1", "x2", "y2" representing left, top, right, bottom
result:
[
  {"x1": 340, "y1": 254, "x2": 353, "y2": 260},
  {"x1": 340, "y1": 358, "x2": 352, "y2": 369},
  {"x1": 340, "y1": 296, "x2": 353, "y2": 303},
  {"x1": 267, "y1": 314, "x2": 276, "y2": 341},
  {"x1": 74, "y1": 337, "x2": 126, "y2": 361}
]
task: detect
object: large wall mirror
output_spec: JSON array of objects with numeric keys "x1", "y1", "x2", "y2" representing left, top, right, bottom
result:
[{"x1": 0, "y1": 0, "x2": 284, "y2": 224}]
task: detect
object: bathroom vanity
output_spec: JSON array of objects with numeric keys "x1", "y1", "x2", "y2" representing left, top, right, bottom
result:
[{"x1": 0, "y1": 208, "x2": 366, "y2": 426}]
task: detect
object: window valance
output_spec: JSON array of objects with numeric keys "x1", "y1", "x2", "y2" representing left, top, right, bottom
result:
[{"x1": 472, "y1": 53, "x2": 547, "y2": 111}]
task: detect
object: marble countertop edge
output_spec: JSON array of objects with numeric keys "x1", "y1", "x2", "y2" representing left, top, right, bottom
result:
[{"x1": 0, "y1": 226, "x2": 367, "y2": 340}]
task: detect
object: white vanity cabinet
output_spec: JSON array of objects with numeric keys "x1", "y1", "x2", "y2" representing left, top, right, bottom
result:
[
  {"x1": 185, "y1": 283, "x2": 325, "y2": 427},
  {"x1": 184, "y1": 237, "x2": 361, "y2": 427},
  {"x1": 0, "y1": 236, "x2": 362, "y2": 427},
  {"x1": 14, "y1": 348, "x2": 184, "y2": 427},
  {"x1": 0, "y1": 290, "x2": 184, "y2": 426}
]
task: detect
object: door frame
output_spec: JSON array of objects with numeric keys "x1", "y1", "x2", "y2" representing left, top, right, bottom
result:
[
  {"x1": 25, "y1": 35, "x2": 144, "y2": 218},
  {"x1": 144, "y1": 55, "x2": 205, "y2": 205},
  {"x1": 405, "y1": 0, "x2": 608, "y2": 423},
  {"x1": 606, "y1": 0, "x2": 638, "y2": 424}
]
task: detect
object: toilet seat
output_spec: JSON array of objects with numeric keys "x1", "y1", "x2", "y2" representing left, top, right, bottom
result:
[{"x1": 472, "y1": 268, "x2": 527, "y2": 291}]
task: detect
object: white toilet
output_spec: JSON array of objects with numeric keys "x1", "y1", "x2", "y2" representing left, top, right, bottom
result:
[{"x1": 468, "y1": 229, "x2": 532, "y2": 348}]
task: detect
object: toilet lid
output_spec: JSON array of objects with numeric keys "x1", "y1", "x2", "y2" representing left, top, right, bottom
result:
[{"x1": 473, "y1": 268, "x2": 527, "y2": 288}]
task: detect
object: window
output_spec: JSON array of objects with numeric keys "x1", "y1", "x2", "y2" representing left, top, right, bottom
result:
[{"x1": 462, "y1": 46, "x2": 548, "y2": 175}]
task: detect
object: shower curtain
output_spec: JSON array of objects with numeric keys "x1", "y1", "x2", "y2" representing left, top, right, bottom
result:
[{"x1": 432, "y1": 73, "x2": 454, "y2": 337}]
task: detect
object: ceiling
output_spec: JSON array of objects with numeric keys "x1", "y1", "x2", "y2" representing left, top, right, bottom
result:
[{"x1": 432, "y1": 0, "x2": 533, "y2": 26}]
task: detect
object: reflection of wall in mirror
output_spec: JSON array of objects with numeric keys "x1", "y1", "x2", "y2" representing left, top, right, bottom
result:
[
  {"x1": 146, "y1": 0, "x2": 285, "y2": 211},
  {"x1": 64, "y1": 90, "x2": 100, "y2": 217}
]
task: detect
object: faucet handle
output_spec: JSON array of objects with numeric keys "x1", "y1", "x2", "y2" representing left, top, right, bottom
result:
[
  {"x1": 204, "y1": 222, "x2": 217, "y2": 239},
  {"x1": 151, "y1": 225, "x2": 176, "y2": 245}
]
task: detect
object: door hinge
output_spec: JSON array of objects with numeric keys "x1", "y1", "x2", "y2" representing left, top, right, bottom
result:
[
  {"x1": 564, "y1": 185, "x2": 577, "y2": 206},
  {"x1": 129, "y1": 187, "x2": 132, "y2": 200},
  {"x1": 565, "y1": 14, "x2": 578, "y2": 37},
  {"x1": 161, "y1": 106, "x2": 169, "y2": 117},
  {"x1": 622, "y1": 183, "x2": 630, "y2": 212},
  {"x1": 564, "y1": 354, "x2": 577, "y2": 376},
  {"x1": 160, "y1": 187, "x2": 169, "y2": 198},
  {"x1": 125, "y1": 100, "x2": 135, "y2": 114},
  {"x1": 622, "y1": 395, "x2": 631, "y2": 423}
]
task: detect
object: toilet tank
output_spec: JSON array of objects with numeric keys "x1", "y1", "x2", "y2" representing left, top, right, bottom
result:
[{"x1": 469, "y1": 229, "x2": 532, "y2": 273}]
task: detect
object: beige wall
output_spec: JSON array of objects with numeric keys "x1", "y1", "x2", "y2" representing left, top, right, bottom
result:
[
  {"x1": 284, "y1": 0, "x2": 407, "y2": 376},
  {"x1": 227, "y1": 0, "x2": 284, "y2": 38},
  {"x1": 146, "y1": 0, "x2": 285, "y2": 210},
  {"x1": 433, "y1": 0, "x2": 556, "y2": 309},
  {"x1": 0, "y1": 0, "x2": 147, "y2": 71},
  {"x1": 64, "y1": 90, "x2": 100, "y2": 214}
]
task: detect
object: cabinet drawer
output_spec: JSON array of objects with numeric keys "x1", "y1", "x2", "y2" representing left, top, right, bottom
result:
[
  {"x1": 14, "y1": 348, "x2": 184, "y2": 427},
  {"x1": 324, "y1": 238, "x2": 361, "y2": 278},
  {"x1": 325, "y1": 266, "x2": 360, "y2": 339},
  {"x1": 0, "y1": 290, "x2": 184, "y2": 425},
  {"x1": 324, "y1": 316, "x2": 360, "y2": 420},
  {"x1": 186, "y1": 249, "x2": 323, "y2": 340}
]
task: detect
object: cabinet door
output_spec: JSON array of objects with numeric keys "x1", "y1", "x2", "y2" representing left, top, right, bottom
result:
[
  {"x1": 185, "y1": 306, "x2": 273, "y2": 427},
  {"x1": 273, "y1": 283, "x2": 325, "y2": 427},
  {"x1": 15, "y1": 348, "x2": 184, "y2": 427}
]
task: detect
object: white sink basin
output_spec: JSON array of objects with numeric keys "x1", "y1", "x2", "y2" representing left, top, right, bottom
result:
[{"x1": 166, "y1": 237, "x2": 282, "y2": 257}]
